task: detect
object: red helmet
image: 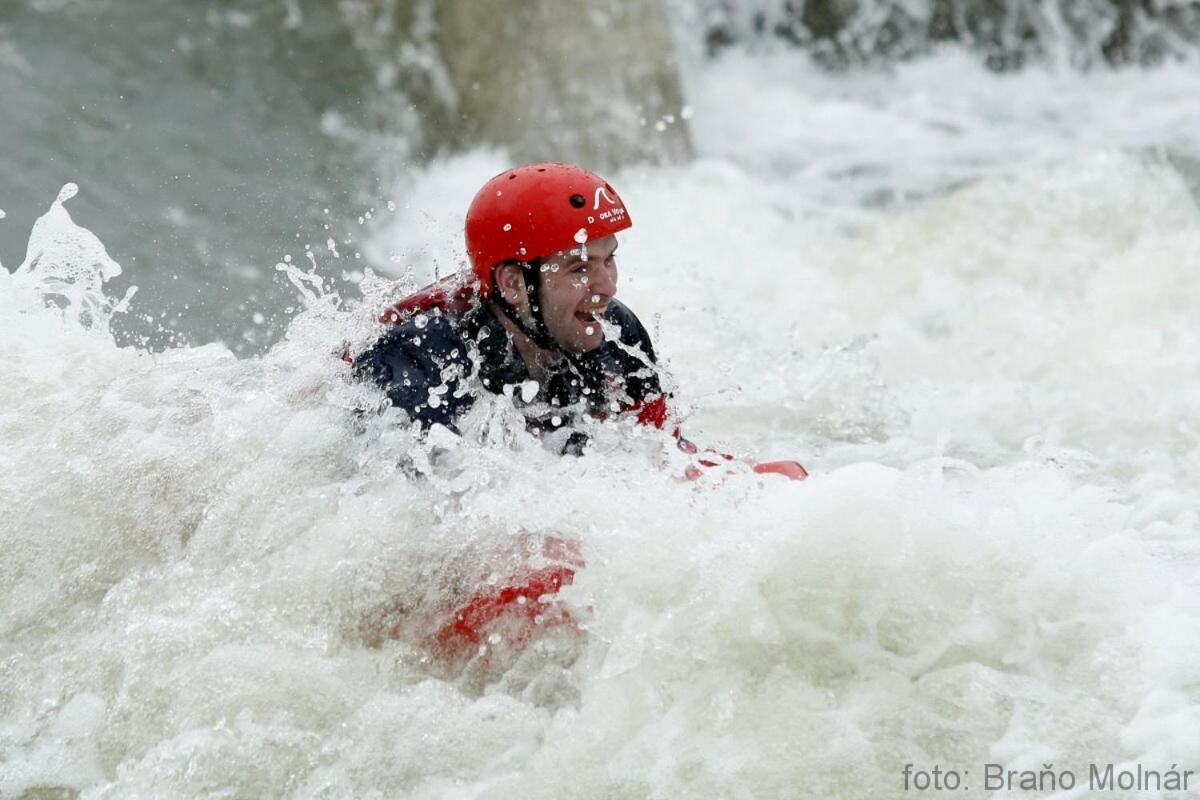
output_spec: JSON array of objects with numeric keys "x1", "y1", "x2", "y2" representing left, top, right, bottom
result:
[{"x1": 465, "y1": 163, "x2": 633, "y2": 294}]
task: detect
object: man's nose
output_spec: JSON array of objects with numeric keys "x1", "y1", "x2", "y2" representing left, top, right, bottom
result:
[{"x1": 589, "y1": 262, "x2": 617, "y2": 299}]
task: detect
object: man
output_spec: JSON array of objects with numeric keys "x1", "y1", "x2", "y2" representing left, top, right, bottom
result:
[
  {"x1": 354, "y1": 162, "x2": 669, "y2": 451},
  {"x1": 355, "y1": 163, "x2": 802, "y2": 668}
]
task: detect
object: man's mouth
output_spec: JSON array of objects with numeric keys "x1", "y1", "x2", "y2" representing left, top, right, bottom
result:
[{"x1": 574, "y1": 308, "x2": 605, "y2": 325}]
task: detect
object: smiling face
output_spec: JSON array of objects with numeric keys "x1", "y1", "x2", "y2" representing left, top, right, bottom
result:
[{"x1": 494, "y1": 234, "x2": 620, "y2": 354}]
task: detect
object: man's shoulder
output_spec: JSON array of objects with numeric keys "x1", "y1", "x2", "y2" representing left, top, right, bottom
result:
[
  {"x1": 603, "y1": 299, "x2": 656, "y2": 359},
  {"x1": 358, "y1": 311, "x2": 469, "y2": 370},
  {"x1": 605, "y1": 298, "x2": 641, "y2": 328},
  {"x1": 352, "y1": 310, "x2": 478, "y2": 426}
]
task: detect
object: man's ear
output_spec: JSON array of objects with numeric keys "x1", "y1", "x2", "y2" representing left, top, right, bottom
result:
[{"x1": 494, "y1": 262, "x2": 527, "y2": 307}]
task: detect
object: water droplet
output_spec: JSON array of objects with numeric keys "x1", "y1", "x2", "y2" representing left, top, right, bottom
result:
[
  {"x1": 57, "y1": 183, "x2": 79, "y2": 203},
  {"x1": 503, "y1": 223, "x2": 512, "y2": 232},
  {"x1": 585, "y1": 325, "x2": 595, "y2": 335},
  {"x1": 488, "y1": 633, "x2": 502, "y2": 645},
  {"x1": 573, "y1": 228, "x2": 588, "y2": 244},
  {"x1": 551, "y1": 415, "x2": 562, "y2": 426}
]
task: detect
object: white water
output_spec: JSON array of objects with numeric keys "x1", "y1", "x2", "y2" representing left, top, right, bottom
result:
[{"x1": 4, "y1": 51, "x2": 1200, "y2": 798}]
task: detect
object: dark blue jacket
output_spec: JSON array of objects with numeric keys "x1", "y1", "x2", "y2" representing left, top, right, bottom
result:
[{"x1": 353, "y1": 300, "x2": 664, "y2": 439}]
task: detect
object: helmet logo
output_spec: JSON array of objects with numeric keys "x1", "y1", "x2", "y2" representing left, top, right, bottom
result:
[
  {"x1": 593, "y1": 186, "x2": 616, "y2": 210},
  {"x1": 593, "y1": 185, "x2": 626, "y2": 223}
]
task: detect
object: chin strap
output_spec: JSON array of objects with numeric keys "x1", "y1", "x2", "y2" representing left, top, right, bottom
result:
[
  {"x1": 489, "y1": 260, "x2": 605, "y2": 417},
  {"x1": 490, "y1": 259, "x2": 562, "y2": 355}
]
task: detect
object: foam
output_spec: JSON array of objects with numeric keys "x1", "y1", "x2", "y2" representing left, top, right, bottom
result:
[{"x1": 3, "y1": 53, "x2": 1200, "y2": 798}]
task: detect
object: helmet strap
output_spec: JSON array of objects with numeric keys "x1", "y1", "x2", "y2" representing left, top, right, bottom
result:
[
  {"x1": 490, "y1": 259, "x2": 560, "y2": 353},
  {"x1": 489, "y1": 260, "x2": 609, "y2": 416}
]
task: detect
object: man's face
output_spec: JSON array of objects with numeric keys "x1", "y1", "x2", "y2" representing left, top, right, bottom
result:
[{"x1": 499, "y1": 234, "x2": 620, "y2": 354}]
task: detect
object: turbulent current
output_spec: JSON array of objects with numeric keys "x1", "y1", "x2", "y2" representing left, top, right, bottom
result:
[{"x1": 4, "y1": 48, "x2": 1200, "y2": 799}]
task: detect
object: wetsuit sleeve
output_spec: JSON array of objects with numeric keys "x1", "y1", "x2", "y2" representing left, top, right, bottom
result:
[
  {"x1": 605, "y1": 300, "x2": 663, "y2": 402},
  {"x1": 608, "y1": 303, "x2": 686, "y2": 430},
  {"x1": 352, "y1": 319, "x2": 476, "y2": 430},
  {"x1": 608, "y1": 300, "x2": 657, "y2": 362}
]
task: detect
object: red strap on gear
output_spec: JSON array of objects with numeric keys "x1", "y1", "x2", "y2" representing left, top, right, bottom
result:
[
  {"x1": 677, "y1": 433, "x2": 808, "y2": 483},
  {"x1": 430, "y1": 564, "x2": 577, "y2": 657},
  {"x1": 622, "y1": 393, "x2": 671, "y2": 429},
  {"x1": 753, "y1": 460, "x2": 809, "y2": 480},
  {"x1": 428, "y1": 537, "x2": 585, "y2": 663},
  {"x1": 378, "y1": 274, "x2": 478, "y2": 326}
]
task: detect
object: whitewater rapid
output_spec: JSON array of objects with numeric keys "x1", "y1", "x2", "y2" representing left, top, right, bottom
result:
[{"x1": 4, "y1": 51, "x2": 1200, "y2": 798}]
